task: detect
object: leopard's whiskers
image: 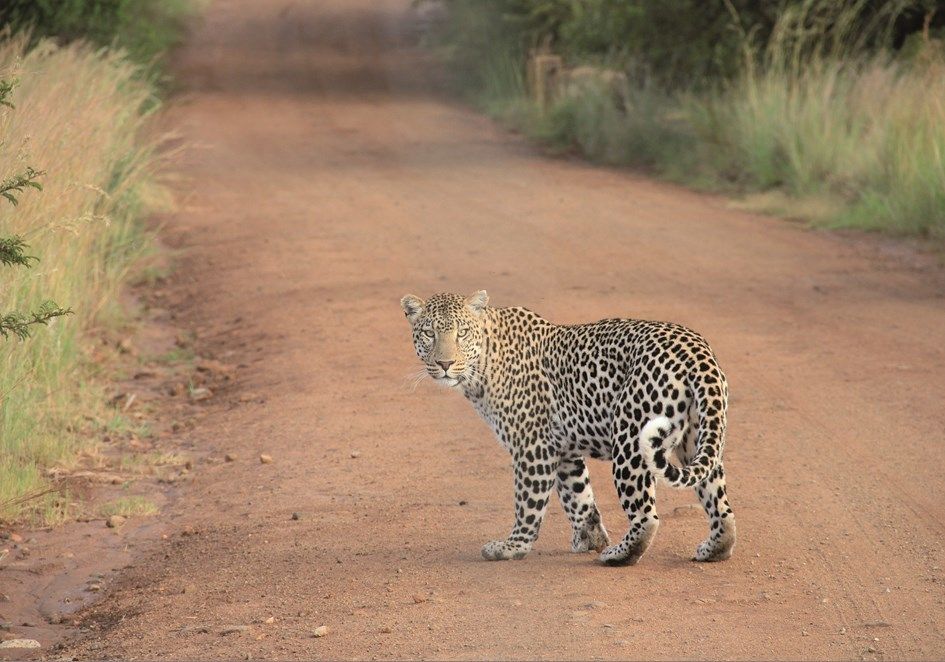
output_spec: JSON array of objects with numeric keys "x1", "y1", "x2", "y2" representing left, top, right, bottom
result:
[{"x1": 404, "y1": 368, "x2": 430, "y2": 392}]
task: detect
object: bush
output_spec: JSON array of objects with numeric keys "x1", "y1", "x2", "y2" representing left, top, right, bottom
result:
[{"x1": 0, "y1": 0, "x2": 193, "y2": 68}]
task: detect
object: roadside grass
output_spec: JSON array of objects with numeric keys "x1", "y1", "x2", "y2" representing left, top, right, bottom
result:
[
  {"x1": 154, "y1": 345, "x2": 196, "y2": 366},
  {"x1": 117, "y1": 450, "x2": 189, "y2": 474},
  {"x1": 104, "y1": 413, "x2": 154, "y2": 440},
  {"x1": 691, "y1": 49, "x2": 945, "y2": 238},
  {"x1": 0, "y1": 35, "x2": 169, "y2": 524},
  {"x1": 99, "y1": 495, "x2": 159, "y2": 519},
  {"x1": 450, "y1": 5, "x2": 945, "y2": 240}
]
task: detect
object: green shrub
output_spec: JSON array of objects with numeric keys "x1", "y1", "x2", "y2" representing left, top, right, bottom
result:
[{"x1": 0, "y1": 0, "x2": 194, "y2": 68}]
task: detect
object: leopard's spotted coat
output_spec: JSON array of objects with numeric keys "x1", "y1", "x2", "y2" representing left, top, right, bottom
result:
[{"x1": 401, "y1": 291, "x2": 736, "y2": 565}]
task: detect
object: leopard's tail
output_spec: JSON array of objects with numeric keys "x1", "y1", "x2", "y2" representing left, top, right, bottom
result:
[{"x1": 640, "y1": 414, "x2": 721, "y2": 489}]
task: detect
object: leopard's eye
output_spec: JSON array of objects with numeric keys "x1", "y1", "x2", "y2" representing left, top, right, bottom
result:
[
  {"x1": 421, "y1": 329, "x2": 434, "y2": 339},
  {"x1": 457, "y1": 327, "x2": 469, "y2": 338}
]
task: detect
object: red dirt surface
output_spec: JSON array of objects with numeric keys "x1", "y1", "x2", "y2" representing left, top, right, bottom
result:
[{"x1": 17, "y1": 0, "x2": 945, "y2": 659}]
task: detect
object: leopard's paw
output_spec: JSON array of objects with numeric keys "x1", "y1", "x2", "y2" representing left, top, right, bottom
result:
[
  {"x1": 481, "y1": 540, "x2": 530, "y2": 561},
  {"x1": 571, "y1": 521, "x2": 610, "y2": 553},
  {"x1": 599, "y1": 521, "x2": 659, "y2": 566},
  {"x1": 599, "y1": 541, "x2": 643, "y2": 566},
  {"x1": 694, "y1": 534, "x2": 735, "y2": 562}
]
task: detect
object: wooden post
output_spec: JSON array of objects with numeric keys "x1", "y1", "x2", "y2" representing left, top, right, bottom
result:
[{"x1": 528, "y1": 54, "x2": 562, "y2": 112}]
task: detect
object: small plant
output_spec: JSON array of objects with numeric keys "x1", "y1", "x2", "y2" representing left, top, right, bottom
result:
[
  {"x1": 99, "y1": 495, "x2": 158, "y2": 518},
  {"x1": 104, "y1": 413, "x2": 153, "y2": 440},
  {"x1": 155, "y1": 345, "x2": 195, "y2": 365},
  {"x1": 0, "y1": 81, "x2": 72, "y2": 341},
  {"x1": 0, "y1": 165, "x2": 43, "y2": 205},
  {"x1": 0, "y1": 300, "x2": 72, "y2": 340}
]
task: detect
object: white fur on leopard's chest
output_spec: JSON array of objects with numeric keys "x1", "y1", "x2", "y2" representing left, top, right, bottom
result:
[
  {"x1": 461, "y1": 375, "x2": 519, "y2": 454},
  {"x1": 467, "y1": 396, "x2": 514, "y2": 453}
]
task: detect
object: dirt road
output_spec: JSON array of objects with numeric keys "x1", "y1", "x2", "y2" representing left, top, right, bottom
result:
[{"x1": 59, "y1": 0, "x2": 945, "y2": 659}]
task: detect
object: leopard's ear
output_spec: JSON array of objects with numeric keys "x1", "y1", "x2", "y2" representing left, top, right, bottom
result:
[
  {"x1": 400, "y1": 294, "x2": 424, "y2": 324},
  {"x1": 465, "y1": 290, "x2": 489, "y2": 315}
]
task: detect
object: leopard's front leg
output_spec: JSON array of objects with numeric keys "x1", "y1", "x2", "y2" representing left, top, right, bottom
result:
[
  {"x1": 557, "y1": 455, "x2": 609, "y2": 553},
  {"x1": 482, "y1": 449, "x2": 559, "y2": 561}
]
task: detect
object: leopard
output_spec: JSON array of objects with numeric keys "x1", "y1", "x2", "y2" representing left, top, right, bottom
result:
[{"x1": 400, "y1": 290, "x2": 736, "y2": 565}]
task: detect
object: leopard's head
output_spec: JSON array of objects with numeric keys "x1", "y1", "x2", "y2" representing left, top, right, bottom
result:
[{"x1": 400, "y1": 290, "x2": 488, "y2": 387}]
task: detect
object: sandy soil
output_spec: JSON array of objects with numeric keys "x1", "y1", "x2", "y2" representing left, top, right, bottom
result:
[{"x1": 24, "y1": 0, "x2": 945, "y2": 658}]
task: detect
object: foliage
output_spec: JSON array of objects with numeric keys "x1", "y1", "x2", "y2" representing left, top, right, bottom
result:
[
  {"x1": 0, "y1": 208, "x2": 74, "y2": 342},
  {"x1": 0, "y1": 234, "x2": 34, "y2": 267},
  {"x1": 0, "y1": 78, "x2": 14, "y2": 107},
  {"x1": 0, "y1": 81, "x2": 72, "y2": 342},
  {"x1": 428, "y1": 0, "x2": 945, "y2": 86},
  {"x1": 0, "y1": 166, "x2": 43, "y2": 206},
  {"x1": 0, "y1": 302, "x2": 73, "y2": 341},
  {"x1": 0, "y1": 0, "x2": 194, "y2": 69}
]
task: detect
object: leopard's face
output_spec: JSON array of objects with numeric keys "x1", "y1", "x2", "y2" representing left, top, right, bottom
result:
[{"x1": 400, "y1": 290, "x2": 489, "y2": 388}]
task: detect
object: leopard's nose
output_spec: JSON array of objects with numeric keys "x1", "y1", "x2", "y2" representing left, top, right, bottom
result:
[{"x1": 436, "y1": 360, "x2": 454, "y2": 371}]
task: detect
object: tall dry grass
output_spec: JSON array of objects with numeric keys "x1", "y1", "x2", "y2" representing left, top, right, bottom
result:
[
  {"x1": 0, "y1": 35, "x2": 166, "y2": 522},
  {"x1": 690, "y1": 9, "x2": 945, "y2": 237}
]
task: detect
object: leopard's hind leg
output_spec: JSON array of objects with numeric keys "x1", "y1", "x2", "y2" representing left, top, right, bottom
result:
[
  {"x1": 599, "y1": 401, "x2": 672, "y2": 566},
  {"x1": 694, "y1": 464, "x2": 736, "y2": 561},
  {"x1": 599, "y1": 444, "x2": 660, "y2": 567},
  {"x1": 674, "y1": 414, "x2": 735, "y2": 561}
]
